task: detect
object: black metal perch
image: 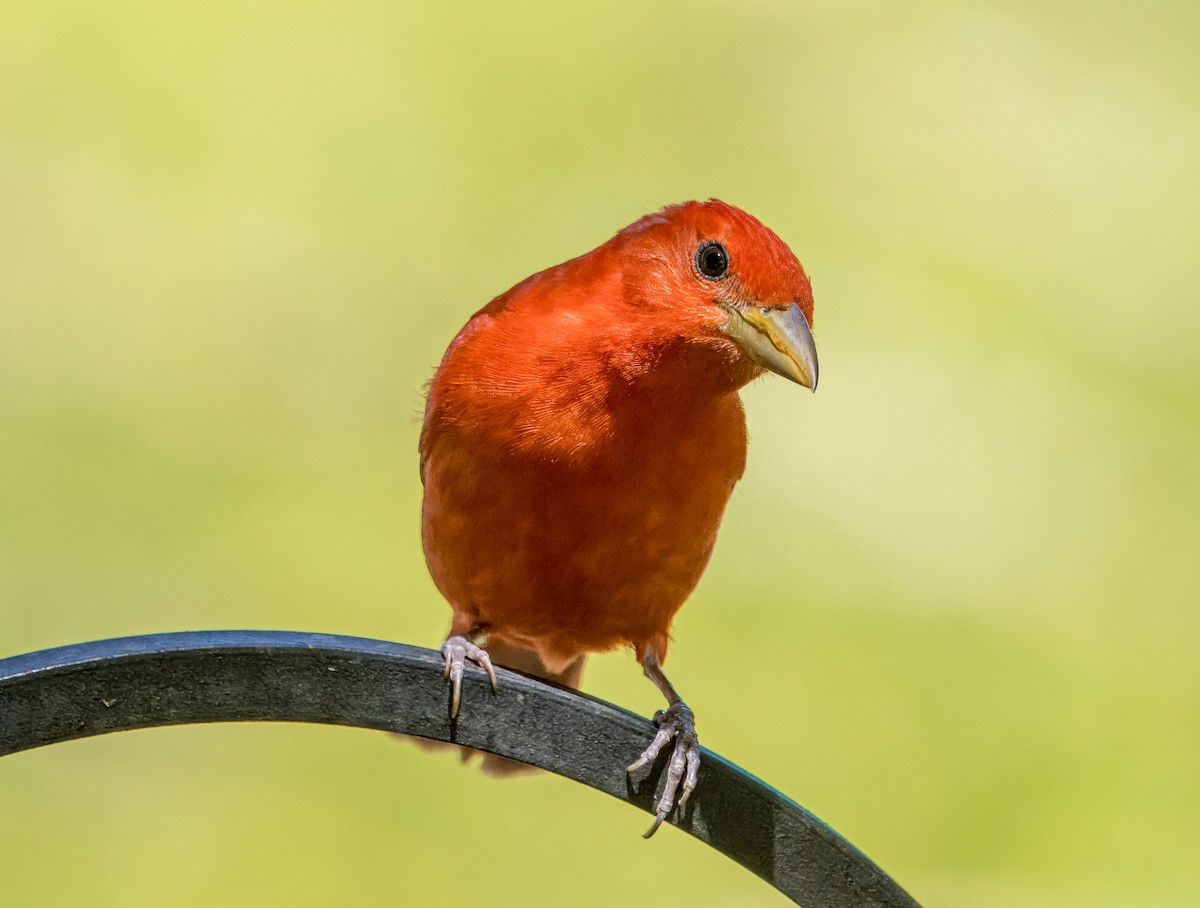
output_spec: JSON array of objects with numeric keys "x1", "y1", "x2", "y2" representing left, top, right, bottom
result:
[{"x1": 0, "y1": 631, "x2": 919, "y2": 907}]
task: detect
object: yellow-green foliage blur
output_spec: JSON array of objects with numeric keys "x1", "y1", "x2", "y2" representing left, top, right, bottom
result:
[{"x1": 2, "y1": 2, "x2": 1197, "y2": 905}]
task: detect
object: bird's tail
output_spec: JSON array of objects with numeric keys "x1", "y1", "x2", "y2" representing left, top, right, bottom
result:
[
  {"x1": 473, "y1": 640, "x2": 585, "y2": 776},
  {"x1": 410, "y1": 640, "x2": 586, "y2": 777}
]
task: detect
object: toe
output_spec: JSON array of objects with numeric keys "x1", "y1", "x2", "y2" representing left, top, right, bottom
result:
[
  {"x1": 633, "y1": 702, "x2": 700, "y2": 837},
  {"x1": 677, "y1": 745, "x2": 701, "y2": 809},
  {"x1": 627, "y1": 723, "x2": 675, "y2": 772},
  {"x1": 448, "y1": 660, "x2": 465, "y2": 718},
  {"x1": 476, "y1": 649, "x2": 498, "y2": 690}
]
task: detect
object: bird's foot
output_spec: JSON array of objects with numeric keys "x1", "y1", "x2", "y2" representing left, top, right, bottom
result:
[
  {"x1": 440, "y1": 635, "x2": 497, "y2": 718},
  {"x1": 627, "y1": 701, "x2": 700, "y2": 838}
]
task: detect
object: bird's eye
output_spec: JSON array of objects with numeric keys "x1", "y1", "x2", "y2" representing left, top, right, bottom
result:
[{"x1": 695, "y1": 241, "x2": 729, "y2": 280}]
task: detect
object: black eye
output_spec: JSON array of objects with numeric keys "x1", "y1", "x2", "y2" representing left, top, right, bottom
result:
[{"x1": 695, "y1": 241, "x2": 729, "y2": 280}]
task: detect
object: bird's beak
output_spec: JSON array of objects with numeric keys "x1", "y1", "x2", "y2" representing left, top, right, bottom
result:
[{"x1": 719, "y1": 301, "x2": 819, "y2": 391}]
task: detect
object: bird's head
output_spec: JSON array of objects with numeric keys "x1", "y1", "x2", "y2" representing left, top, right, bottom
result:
[{"x1": 615, "y1": 199, "x2": 818, "y2": 392}]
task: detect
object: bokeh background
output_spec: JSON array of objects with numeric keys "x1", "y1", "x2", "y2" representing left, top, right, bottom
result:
[{"x1": 2, "y1": 1, "x2": 1197, "y2": 905}]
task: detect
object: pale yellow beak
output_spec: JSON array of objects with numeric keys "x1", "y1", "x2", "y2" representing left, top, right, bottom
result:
[{"x1": 719, "y1": 301, "x2": 819, "y2": 391}]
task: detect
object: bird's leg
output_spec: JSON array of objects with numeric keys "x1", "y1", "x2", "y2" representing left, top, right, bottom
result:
[
  {"x1": 627, "y1": 648, "x2": 701, "y2": 838},
  {"x1": 440, "y1": 626, "x2": 497, "y2": 719}
]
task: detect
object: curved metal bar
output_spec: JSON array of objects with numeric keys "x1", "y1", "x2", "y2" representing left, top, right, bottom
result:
[{"x1": 0, "y1": 631, "x2": 919, "y2": 907}]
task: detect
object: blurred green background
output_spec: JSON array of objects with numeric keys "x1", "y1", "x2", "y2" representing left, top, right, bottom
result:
[{"x1": 2, "y1": 1, "x2": 1197, "y2": 905}]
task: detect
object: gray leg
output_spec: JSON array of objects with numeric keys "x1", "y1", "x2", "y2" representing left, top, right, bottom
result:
[{"x1": 627, "y1": 648, "x2": 701, "y2": 838}]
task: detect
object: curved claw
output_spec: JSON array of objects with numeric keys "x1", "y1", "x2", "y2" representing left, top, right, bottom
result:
[
  {"x1": 627, "y1": 702, "x2": 699, "y2": 837},
  {"x1": 440, "y1": 635, "x2": 497, "y2": 718}
]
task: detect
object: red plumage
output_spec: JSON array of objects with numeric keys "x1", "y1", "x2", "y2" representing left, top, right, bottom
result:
[{"x1": 420, "y1": 199, "x2": 817, "y2": 831}]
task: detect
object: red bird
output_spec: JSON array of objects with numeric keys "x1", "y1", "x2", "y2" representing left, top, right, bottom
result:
[{"x1": 420, "y1": 200, "x2": 817, "y2": 835}]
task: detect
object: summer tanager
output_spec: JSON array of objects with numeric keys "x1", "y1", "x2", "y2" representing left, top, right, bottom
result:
[{"x1": 420, "y1": 199, "x2": 817, "y2": 836}]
